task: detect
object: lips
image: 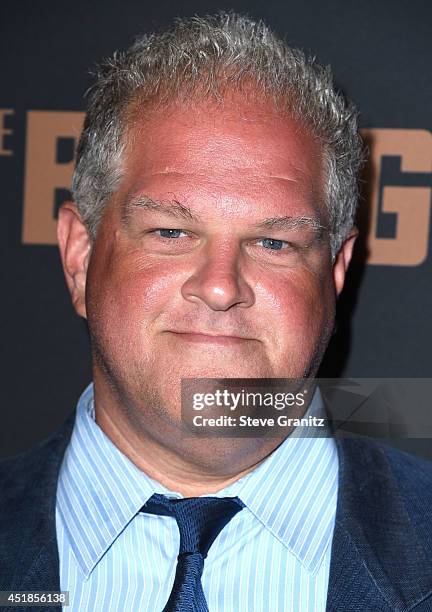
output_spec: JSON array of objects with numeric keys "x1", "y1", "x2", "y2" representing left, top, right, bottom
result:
[{"x1": 166, "y1": 331, "x2": 253, "y2": 345}]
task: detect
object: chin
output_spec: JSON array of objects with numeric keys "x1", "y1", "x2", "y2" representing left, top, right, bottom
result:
[{"x1": 166, "y1": 364, "x2": 275, "y2": 381}]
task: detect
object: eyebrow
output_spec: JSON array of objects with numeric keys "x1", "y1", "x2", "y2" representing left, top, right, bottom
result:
[
  {"x1": 123, "y1": 195, "x2": 327, "y2": 234},
  {"x1": 252, "y1": 215, "x2": 327, "y2": 234},
  {"x1": 123, "y1": 194, "x2": 200, "y2": 222}
]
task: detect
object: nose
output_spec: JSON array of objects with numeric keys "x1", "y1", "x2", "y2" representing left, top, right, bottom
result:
[{"x1": 181, "y1": 241, "x2": 255, "y2": 311}]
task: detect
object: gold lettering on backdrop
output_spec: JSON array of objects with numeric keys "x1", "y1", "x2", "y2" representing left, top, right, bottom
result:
[
  {"x1": 362, "y1": 129, "x2": 432, "y2": 266},
  {"x1": 0, "y1": 109, "x2": 14, "y2": 156},
  {"x1": 22, "y1": 111, "x2": 84, "y2": 244}
]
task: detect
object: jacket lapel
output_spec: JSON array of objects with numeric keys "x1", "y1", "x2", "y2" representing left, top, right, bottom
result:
[
  {"x1": 327, "y1": 437, "x2": 432, "y2": 611},
  {"x1": 0, "y1": 414, "x2": 75, "y2": 611}
]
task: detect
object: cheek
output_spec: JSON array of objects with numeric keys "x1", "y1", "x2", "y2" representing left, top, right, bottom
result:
[
  {"x1": 86, "y1": 245, "x2": 182, "y2": 341},
  {"x1": 115, "y1": 265, "x2": 177, "y2": 321},
  {"x1": 257, "y1": 270, "x2": 335, "y2": 347}
]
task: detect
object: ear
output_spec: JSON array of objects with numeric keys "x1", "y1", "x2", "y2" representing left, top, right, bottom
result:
[
  {"x1": 332, "y1": 228, "x2": 358, "y2": 296},
  {"x1": 57, "y1": 201, "x2": 91, "y2": 318}
]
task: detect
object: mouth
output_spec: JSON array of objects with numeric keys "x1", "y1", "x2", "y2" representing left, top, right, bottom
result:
[{"x1": 165, "y1": 331, "x2": 254, "y2": 346}]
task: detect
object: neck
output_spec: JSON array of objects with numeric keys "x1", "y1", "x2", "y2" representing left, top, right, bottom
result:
[{"x1": 94, "y1": 388, "x2": 285, "y2": 497}]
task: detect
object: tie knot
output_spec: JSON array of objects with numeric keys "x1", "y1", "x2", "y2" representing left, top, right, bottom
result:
[{"x1": 142, "y1": 494, "x2": 244, "y2": 556}]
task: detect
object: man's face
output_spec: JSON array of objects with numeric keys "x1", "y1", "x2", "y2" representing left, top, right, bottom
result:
[{"x1": 60, "y1": 97, "x2": 353, "y2": 441}]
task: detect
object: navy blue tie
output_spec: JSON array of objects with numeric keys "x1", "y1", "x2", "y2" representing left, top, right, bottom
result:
[{"x1": 141, "y1": 494, "x2": 245, "y2": 612}]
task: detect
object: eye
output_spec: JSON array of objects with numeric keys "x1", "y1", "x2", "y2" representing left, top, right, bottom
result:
[
  {"x1": 258, "y1": 238, "x2": 289, "y2": 250},
  {"x1": 154, "y1": 229, "x2": 187, "y2": 239}
]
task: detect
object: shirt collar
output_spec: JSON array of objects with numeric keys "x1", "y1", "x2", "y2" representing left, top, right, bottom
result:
[
  {"x1": 57, "y1": 383, "x2": 173, "y2": 578},
  {"x1": 218, "y1": 389, "x2": 339, "y2": 575},
  {"x1": 57, "y1": 383, "x2": 338, "y2": 578}
]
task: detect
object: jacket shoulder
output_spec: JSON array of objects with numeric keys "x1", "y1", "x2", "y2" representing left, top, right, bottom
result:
[
  {"x1": 337, "y1": 435, "x2": 432, "y2": 475},
  {"x1": 0, "y1": 414, "x2": 75, "y2": 514},
  {"x1": 379, "y1": 442, "x2": 432, "y2": 523},
  {"x1": 383, "y1": 441, "x2": 432, "y2": 474},
  {"x1": 362, "y1": 438, "x2": 432, "y2": 489},
  {"x1": 337, "y1": 436, "x2": 432, "y2": 490},
  {"x1": 337, "y1": 437, "x2": 432, "y2": 553}
]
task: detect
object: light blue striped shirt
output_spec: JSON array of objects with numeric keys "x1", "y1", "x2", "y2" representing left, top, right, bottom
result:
[{"x1": 56, "y1": 383, "x2": 338, "y2": 611}]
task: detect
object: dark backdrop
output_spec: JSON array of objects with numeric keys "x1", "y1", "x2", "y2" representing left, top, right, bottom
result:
[{"x1": 1, "y1": 0, "x2": 431, "y2": 458}]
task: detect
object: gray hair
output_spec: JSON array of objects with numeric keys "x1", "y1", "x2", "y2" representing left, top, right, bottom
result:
[{"x1": 72, "y1": 12, "x2": 365, "y2": 257}]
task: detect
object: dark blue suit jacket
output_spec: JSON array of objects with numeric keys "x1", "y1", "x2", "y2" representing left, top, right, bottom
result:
[{"x1": 1, "y1": 414, "x2": 432, "y2": 611}]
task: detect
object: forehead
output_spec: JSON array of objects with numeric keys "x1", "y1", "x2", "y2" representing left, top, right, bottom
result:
[{"x1": 118, "y1": 98, "x2": 325, "y2": 221}]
